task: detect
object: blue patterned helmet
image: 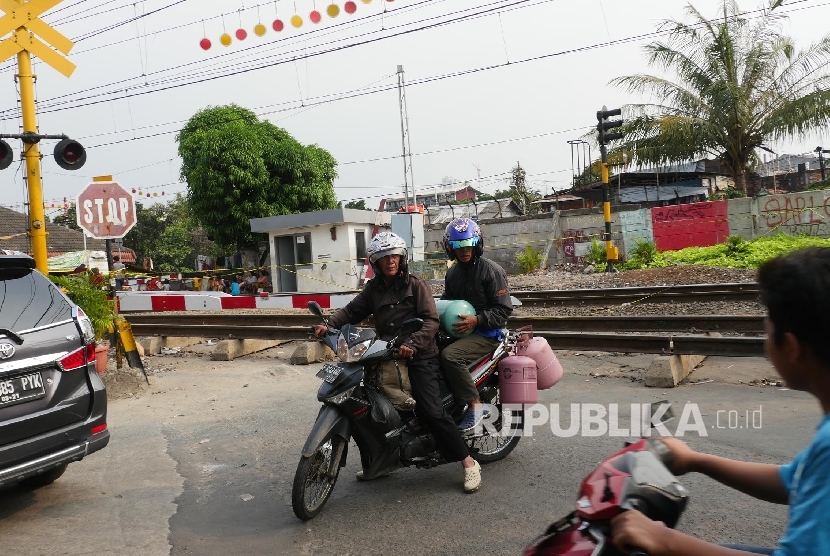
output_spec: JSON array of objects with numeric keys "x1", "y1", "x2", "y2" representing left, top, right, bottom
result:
[{"x1": 443, "y1": 217, "x2": 483, "y2": 260}]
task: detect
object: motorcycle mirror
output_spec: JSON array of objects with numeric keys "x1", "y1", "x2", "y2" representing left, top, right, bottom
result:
[
  {"x1": 308, "y1": 301, "x2": 324, "y2": 318},
  {"x1": 391, "y1": 318, "x2": 423, "y2": 347},
  {"x1": 649, "y1": 400, "x2": 674, "y2": 426}
]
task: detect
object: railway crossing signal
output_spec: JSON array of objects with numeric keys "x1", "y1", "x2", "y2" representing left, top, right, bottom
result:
[
  {"x1": 597, "y1": 107, "x2": 624, "y2": 146},
  {"x1": 595, "y1": 106, "x2": 625, "y2": 272},
  {"x1": 0, "y1": 0, "x2": 78, "y2": 273},
  {"x1": 0, "y1": 0, "x2": 75, "y2": 76}
]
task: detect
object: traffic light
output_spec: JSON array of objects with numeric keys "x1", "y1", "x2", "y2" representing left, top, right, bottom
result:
[
  {"x1": 54, "y1": 138, "x2": 87, "y2": 170},
  {"x1": 0, "y1": 139, "x2": 12, "y2": 170},
  {"x1": 597, "y1": 107, "x2": 623, "y2": 146}
]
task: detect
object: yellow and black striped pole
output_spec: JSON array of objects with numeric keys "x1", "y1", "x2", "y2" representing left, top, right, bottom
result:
[
  {"x1": 597, "y1": 106, "x2": 624, "y2": 273},
  {"x1": 116, "y1": 319, "x2": 149, "y2": 384}
]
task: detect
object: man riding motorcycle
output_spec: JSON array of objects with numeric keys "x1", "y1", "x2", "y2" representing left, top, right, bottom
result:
[
  {"x1": 313, "y1": 231, "x2": 483, "y2": 493},
  {"x1": 440, "y1": 217, "x2": 513, "y2": 431}
]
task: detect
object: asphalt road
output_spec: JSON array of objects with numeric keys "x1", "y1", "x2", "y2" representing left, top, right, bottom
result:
[{"x1": 0, "y1": 352, "x2": 820, "y2": 556}]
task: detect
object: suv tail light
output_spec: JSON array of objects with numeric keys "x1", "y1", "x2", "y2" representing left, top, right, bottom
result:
[
  {"x1": 58, "y1": 343, "x2": 96, "y2": 371},
  {"x1": 77, "y1": 309, "x2": 96, "y2": 344}
]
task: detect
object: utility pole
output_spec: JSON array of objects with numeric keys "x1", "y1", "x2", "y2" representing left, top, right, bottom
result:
[
  {"x1": 816, "y1": 146, "x2": 829, "y2": 182},
  {"x1": 18, "y1": 50, "x2": 48, "y2": 270},
  {"x1": 0, "y1": 0, "x2": 81, "y2": 274},
  {"x1": 397, "y1": 65, "x2": 416, "y2": 210},
  {"x1": 596, "y1": 106, "x2": 624, "y2": 272}
]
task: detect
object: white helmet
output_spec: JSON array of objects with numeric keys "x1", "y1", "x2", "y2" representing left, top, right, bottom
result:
[{"x1": 367, "y1": 231, "x2": 408, "y2": 277}]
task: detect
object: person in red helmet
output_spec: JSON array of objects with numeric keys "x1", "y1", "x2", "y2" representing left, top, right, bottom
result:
[{"x1": 441, "y1": 217, "x2": 513, "y2": 432}]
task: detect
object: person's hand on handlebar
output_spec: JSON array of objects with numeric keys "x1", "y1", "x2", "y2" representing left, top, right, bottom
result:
[
  {"x1": 313, "y1": 324, "x2": 328, "y2": 338},
  {"x1": 397, "y1": 344, "x2": 415, "y2": 359},
  {"x1": 611, "y1": 510, "x2": 669, "y2": 555},
  {"x1": 657, "y1": 438, "x2": 698, "y2": 476}
]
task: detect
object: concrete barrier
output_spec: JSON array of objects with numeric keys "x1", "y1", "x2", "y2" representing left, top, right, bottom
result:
[{"x1": 210, "y1": 339, "x2": 283, "y2": 361}]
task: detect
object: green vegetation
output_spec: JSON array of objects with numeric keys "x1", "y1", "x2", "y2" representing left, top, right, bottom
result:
[
  {"x1": 807, "y1": 178, "x2": 830, "y2": 191},
  {"x1": 124, "y1": 194, "x2": 221, "y2": 273},
  {"x1": 621, "y1": 238, "x2": 658, "y2": 269},
  {"x1": 493, "y1": 162, "x2": 540, "y2": 214},
  {"x1": 612, "y1": 0, "x2": 830, "y2": 193},
  {"x1": 50, "y1": 274, "x2": 114, "y2": 340},
  {"x1": 586, "y1": 238, "x2": 607, "y2": 266},
  {"x1": 708, "y1": 188, "x2": 746, "y2": 200},
  {"x1": 177, "y1": 104, "x2": 338, "y2": 250},
  {"x1": 623, "y1": 233, "x2": 830, "y2": 270},
  {"x1": 343, "y1": 199, "x2": 368, "y2": 210},
  {"x1": 515, "y1": 245, "x2": 544, "y2": 273}
]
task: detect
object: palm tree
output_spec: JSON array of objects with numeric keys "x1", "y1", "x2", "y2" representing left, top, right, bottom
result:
[{"x1": 611, "y1": 0, "x2": 830, "y2": 193}]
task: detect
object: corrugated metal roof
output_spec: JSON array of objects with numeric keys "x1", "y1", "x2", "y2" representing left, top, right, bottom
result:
[
  {"x1": 620, "y1": 186, "x2": 709, "y2": 203},
  {"x1": 422, "y1": 199, "x2": 521, "y2": 225}
]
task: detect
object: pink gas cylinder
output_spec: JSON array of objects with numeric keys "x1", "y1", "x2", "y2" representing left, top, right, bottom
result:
[
  {"x1": 498, "y1": 355, "x2": 538, "y2": 405},
  {"x1": 518, "y1": 336, "x2": 563, "y2": 390}
]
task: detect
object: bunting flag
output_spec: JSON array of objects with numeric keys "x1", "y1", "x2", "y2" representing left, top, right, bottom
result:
[{"x1": 199, "y1": 0, "x2": 395, "y2": 50}]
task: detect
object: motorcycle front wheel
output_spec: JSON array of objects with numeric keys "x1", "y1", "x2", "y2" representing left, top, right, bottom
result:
[
  {"x1": 291, "y1": 437, "x2": 346, "y2": 520},
  {"x1": 467, "y1": 391, "x2": 524, "y2": 464}
]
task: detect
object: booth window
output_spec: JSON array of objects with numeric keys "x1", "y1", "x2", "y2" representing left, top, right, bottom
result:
[
  {"x1": 355, "y1": 230, "x2": 367, "y2": 261},
  {"x1": 296, "y1": 233, "x2": 312, "y2": 265}
]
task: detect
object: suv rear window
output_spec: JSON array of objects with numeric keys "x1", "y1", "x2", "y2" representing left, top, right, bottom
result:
[{"x1": 0, "y1": 268, "x2": 74, "y2": 331}]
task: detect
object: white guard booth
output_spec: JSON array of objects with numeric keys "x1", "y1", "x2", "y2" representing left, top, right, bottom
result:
[{"x1": 250, "y1": 208, "x2": 391, "y2": 293}]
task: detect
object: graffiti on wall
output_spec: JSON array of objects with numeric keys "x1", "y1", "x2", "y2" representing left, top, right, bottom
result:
[
  {"x1": 562, "y1": 229, "x2": 593, "y2": 265},
  {"x1": 760, "y1": 193, "x2": 830, "y2": 236},
  {"x1": 652, "y1": 200, "x2": 729, "y2": 251}
]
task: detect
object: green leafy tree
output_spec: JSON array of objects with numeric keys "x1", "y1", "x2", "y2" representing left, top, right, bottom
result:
[
  {"x1": 343, "y1": 199, "x2": 367, "y2": 210},
  {"x1": 177, "y1": 104, "x2": 338, "y2": 249},
  {"x1": 493, "y1": 162, "x2": 540, "y2": 212},
  {"x1": 611, "y1": 0, "x2": 830, "y2": 193},
  {"x1": 124, "y1": 195, "x2": 219, "y2": 272},
  {"x1": 52, "y1": 205, "x2": 80, "y2": 231}
]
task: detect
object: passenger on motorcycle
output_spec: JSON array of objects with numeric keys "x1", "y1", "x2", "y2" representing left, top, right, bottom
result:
[
  {"x1": 313, "y1": 231, "x2": 483, "y2": 493},
  {"x1": 440, "y1": 217, "x2": 513, "y2": 432},
  {"x1": 611, "y1": 247, "x2": 830, "y2": 556}
]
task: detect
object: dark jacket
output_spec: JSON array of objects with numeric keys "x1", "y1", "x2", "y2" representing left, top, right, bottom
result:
[
  {"x1": 327, "y1": 272, "x2": 439, "y2": 360},
  {"x1": 442, "y1": 256, "x2": 512, "y2": 330}
]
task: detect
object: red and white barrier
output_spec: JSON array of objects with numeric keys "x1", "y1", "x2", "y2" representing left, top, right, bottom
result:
[{"x1": 116, "y1": 291, "x2": 358, "y2": 312}]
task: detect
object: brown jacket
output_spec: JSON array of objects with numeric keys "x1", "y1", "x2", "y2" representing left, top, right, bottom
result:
[{"x1": 327, "y1": 272, "x2": 439, "y2": 360}]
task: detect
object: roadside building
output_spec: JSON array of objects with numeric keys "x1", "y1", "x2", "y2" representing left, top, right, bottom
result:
[{"x1": 250, "y1": 208, "x2": 391, "y2": 293}]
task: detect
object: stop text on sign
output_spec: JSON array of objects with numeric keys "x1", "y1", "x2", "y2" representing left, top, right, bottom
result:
[
  {"x1": 81, "y1": 197, "x2": 131, "y2": 227},
  {"x1": 75, "y1": 181, "x2": 136, "y2": 239}
]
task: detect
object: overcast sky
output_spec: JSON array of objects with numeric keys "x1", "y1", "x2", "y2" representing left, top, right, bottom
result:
[{"x1": 1, "y1": 0, "x2": 828, "y2": 218}]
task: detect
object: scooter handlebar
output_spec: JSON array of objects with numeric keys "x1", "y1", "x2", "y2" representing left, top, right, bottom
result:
[{"x1": 646, "y1": 438, "x2": 675, "y2": 471}]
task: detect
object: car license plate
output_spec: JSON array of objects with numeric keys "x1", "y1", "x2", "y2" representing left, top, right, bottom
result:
[
  {"x1": 316, "y1": 363, "x2": 342, "y2": 384},
  {"x1": 0, "y1": 372, "x2": 46, "y2": 409}
]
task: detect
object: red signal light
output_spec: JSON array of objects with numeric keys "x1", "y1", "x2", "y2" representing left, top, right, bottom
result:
[{"x1": 54, "y1": 138, "x2": 87, "y2": 170}]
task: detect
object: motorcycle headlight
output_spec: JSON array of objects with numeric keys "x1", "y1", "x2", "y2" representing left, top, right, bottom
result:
[{"x1": 337, "y1": 337, "x2": 372, "y2": 362}]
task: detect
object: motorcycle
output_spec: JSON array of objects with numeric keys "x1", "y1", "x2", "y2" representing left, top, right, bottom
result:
[
  {"x1": 524, "y1": 403, "x2": 688, "y2": 556},
  {"x1": 291, "y1": 300, "x2": 526, "y2": 521}
]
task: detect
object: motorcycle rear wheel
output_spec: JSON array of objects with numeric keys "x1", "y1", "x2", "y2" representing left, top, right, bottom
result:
[
  {"x1": 291, "y1": 438, "x2": 344, "y2": 520},
  {"x1": 467, "y1": 393, "x2": 524, "y2": 464}
]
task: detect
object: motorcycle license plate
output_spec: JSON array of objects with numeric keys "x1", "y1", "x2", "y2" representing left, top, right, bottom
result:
[
  {"x1": 316, "y1": 363, "x2": 342, "y2": 383},
  {"x1": 0, "y1": 372, "x2": 46, "y2": 409}
]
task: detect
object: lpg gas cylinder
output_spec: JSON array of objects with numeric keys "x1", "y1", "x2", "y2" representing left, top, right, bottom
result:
[
  {"x1": 518, "y1": 336, "x2": 563, "y2": 390},
  {"x1": 497, "y1": 355, "x2": 538, "y2": 405}
]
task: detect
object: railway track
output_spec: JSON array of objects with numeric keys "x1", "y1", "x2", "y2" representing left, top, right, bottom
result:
[
  {"x1": 125, "y1": 313, "x2": 766, "y2": 357},
  {"x1": 511, "y1": 282, "x2": 761, "y2": 307}
]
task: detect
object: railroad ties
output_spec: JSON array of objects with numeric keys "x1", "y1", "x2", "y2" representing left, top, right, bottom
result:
[{"x1": 125, "y1": 282, "x2": 766, "y2": 357}]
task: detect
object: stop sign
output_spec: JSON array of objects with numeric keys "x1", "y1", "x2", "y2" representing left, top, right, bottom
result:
[{"x1": 75, "y1": 181, "x2": 137, "y2": 239}]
